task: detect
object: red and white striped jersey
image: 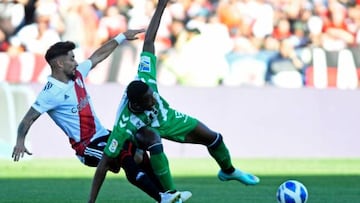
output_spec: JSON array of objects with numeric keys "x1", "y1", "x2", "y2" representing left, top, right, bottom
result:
[{"x1": 32, "y1": 60, "x2": 108, "y2": 156}]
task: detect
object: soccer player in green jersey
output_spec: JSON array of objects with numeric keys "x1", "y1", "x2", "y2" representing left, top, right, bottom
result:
[
  {"x1": 89, "y1": 0, "x2": 259, "y2": 201},
  {"x1": 88, "y1": 0, "x2": 191, "y2": 202}
]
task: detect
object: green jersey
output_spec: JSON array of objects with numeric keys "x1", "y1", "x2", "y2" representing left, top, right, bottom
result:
[{"x1": 104, "y1": 52, "x2": 198, "y2": 158}]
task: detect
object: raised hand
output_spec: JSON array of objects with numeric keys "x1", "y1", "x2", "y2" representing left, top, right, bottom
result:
[{"x1": 123, "y1": 29, "x2": 146, "y2": 40}]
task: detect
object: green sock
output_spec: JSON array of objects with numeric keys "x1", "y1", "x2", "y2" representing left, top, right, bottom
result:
[
  {"x1": 208, "y1": 141, "x2": 233, "y2": 171},
  {"x1": 149, "y1": 152, "x2": 176, "y2": 190}
]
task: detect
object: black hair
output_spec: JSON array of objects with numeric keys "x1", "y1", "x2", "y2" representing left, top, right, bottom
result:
[
  {"x1": 127, "y1": 80, "x2": 149, "y2": 103},
  {"x1": 45, "y1": 41, "x2": 76, "y2": 63}
]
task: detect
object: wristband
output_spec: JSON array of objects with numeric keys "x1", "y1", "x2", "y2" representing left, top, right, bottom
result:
[{"x1": 114, "y1": 33, "x2": 126, "y2": 44}]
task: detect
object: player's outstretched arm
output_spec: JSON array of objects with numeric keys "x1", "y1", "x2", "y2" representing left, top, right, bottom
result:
[
  {"x1": 88, "y1": 154, "x2": 112, "y2": 203},
  {"x1": 89, "y1": 29, "x2": 145, "y2": 69},
  {"x1": 12, "y1": 107, "x2": 40, "y2": 161}
]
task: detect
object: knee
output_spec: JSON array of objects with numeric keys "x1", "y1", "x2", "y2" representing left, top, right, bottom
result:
[
  {"x1": 208, "y1": 133, "x2": 223, "y2": 150},
  {"x1": 135, "y1": 127, "x2": 161, "y2": 149},
  {"x1": 147, "y1": 143, "x2": 164, "y2": 155}
]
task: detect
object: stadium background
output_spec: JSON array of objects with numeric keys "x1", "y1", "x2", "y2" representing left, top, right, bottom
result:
[
  {"x1": 1, "y1": 83, "x2": 359, "y2": 159},
  {"x1": 1, "y1": 0, "x2": 360, "y2": 159}
]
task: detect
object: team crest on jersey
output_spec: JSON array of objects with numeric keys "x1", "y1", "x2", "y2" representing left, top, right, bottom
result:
[
  {"x1": 75, "y1": 78, "x2": 84, "y2": 88},
  {"x1": 138, "y1": 56, "x2": 151, "y2": 72},
  {"x1": 109, "y1": 139, "x2": 118, "y2": 153}
]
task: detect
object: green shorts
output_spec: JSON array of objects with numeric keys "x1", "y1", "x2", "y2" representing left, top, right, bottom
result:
[{"x1": 150, "y1": 107, "x2": 198, "y2": 142}]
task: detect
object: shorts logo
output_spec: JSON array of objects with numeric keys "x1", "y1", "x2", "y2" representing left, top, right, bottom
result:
[
  {"x1": 174, "y1": 111, "x2": 188, "y2": 122},
  {"x1": 109, "y1": 139, "x2": 118, "y2": 153},
  {"x1": 175, "y1": 111, "x2": 185, "y2": 118}
]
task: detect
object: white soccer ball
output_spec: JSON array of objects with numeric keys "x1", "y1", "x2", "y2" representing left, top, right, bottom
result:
[{"x1": 276, "y1": 180, "x2": 308, "y2": 203}]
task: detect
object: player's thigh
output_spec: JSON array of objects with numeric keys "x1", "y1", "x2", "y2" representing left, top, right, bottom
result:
[
  {"x1": 159, "y1": 111, "x2": 198, "y2": 142},
  {"x1": 185, "y1": 120, "x2": 218, "y2": 145}
]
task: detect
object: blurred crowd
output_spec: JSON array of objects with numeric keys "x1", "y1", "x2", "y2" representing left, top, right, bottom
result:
[{"x1": 1, "y1": 0, "x2": 360, "y2": 87}]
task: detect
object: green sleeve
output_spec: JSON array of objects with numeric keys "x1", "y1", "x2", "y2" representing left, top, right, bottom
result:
[{"x1": 137, "y1": 51, "x2": 159, "y2": 92}]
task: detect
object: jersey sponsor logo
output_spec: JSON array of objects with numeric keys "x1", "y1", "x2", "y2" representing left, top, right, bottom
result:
[
  {"x1": 71, "y1": 96, "x2": 90, "y2": 113},
  {"x1": 109, "y1": 139, "x2": 118, "y2": 153},
  {"x1": 129, "y1": 115, "x2": 145, "y2": 129},
  {"x1": 138, "y1": 56, "x2": 151, "y2": 72},
  {"x1": 64, "y1": 95, "x2": 69, "y2": 100}
]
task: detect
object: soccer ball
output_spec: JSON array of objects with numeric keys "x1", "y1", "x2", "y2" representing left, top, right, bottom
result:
[{"x1": 276, "y1": 180, "x2": 308, "y2": 203}]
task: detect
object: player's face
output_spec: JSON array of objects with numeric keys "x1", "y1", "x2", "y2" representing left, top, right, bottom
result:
[
  {"x1": 139, "y1": 88, "x2": 156, "y2": 111},
  {"x1": 62, "y1": 51, "x2": 78, "y2": 80}
]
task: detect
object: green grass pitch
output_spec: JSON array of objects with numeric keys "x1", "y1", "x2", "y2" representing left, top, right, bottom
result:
[{"x1": 1, "y1": 158, "x2": 359, "y2": 202}]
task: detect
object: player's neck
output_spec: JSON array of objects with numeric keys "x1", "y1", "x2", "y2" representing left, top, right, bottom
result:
[{"x1": 51, "y1": 72, "x2": 71, "y2": 84}]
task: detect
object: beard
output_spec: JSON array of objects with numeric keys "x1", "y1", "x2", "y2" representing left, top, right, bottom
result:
[{"x1": 67, "y1": 71, "x2": 76, "y2": 80}]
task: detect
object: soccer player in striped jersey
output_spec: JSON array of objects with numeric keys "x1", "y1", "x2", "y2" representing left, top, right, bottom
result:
[{"x1": 11, "y1": 29, "x2": 182, "y2": 203}]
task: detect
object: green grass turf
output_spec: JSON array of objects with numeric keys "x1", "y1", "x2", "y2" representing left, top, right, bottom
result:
[{"x1": 1, "y1": 158, "x2": 359, "y2": 202}]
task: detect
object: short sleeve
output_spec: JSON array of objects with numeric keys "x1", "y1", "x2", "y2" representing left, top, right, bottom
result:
[{"x1": 32, "y1": 86, "x2": 59, "y2": 114}]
